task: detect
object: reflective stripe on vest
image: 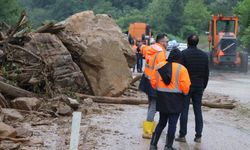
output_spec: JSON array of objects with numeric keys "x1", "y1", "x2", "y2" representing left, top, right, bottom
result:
[
  {"x1": 145, "y1": 52, "x2": 161, "y2": 70},
  {"x1": 156, "y1": 64, "x2": 182, "y2": 93}
]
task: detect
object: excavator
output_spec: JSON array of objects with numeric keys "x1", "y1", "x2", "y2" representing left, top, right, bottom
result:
[
  {"x1": 208, "y1": 15, "x2": 248, "y2": 72},
  {"x1": 128, "y1": 22, "x2": 152, "y2": 45}
]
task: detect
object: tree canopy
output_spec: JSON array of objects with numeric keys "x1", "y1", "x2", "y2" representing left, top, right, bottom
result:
[
  {"x1": 0, "y1": 0, "x2": 20, "y2": 25},
  {"x1": 1, "y1": 0, "x2": 249, "y2": 50}
]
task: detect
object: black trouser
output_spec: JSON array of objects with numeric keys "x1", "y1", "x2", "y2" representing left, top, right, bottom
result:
[
  {"x1": 179, "y1": 87, "x2": 204, "y2": 138},
  {"x1": 151, "y1": 112, "x2": 180, "y2": 147},
  {"x1": 136, "y1": 53, "x2": 143, "y2": 73}
]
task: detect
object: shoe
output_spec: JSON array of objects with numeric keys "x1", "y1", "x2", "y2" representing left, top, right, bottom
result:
[
  {"x1": 194, "y1": 137, "x2": 201, "y2": 143},
  {"x1": 149, "y1": 145, "x2": 157, "y2": 150},
  {"x1": 164, "y1": 147, "x2": 177, "y2": 150},
  {"x1": 164, "y1": 135, "x2": 177, "y2": 150},
  {"x1": 142, "y1": 121, "x2": 156, "y2": 139},
  {"x1": 175, "y1": 135, "x2": 186, "y2": 143},
  {"x1": 149, "y1": 132, "x2": 161, "y2": 150}
]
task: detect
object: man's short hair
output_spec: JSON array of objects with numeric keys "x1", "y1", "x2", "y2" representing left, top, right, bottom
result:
[
  {"x1": 156, "y1": 33, "x2": 167, "y2": 43},
  {"x1": 187, "y1": 34, "x2": 199, "y2": 47}
]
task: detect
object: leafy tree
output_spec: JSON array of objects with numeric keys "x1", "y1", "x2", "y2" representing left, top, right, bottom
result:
[
  {"x1": 108, "y1": 0, "x2": 152, "y2": 9},
  {"x1": 205, "y1": 0, "x2": 237, "y2": 16},
  {"x1": 146, "y1": 0, "x2": 172, "y2": 33},
  {"x1": 0, "y1": 0, "x2": 21, "y2": 25},
  {"x1": 181, "y1": 0, "x2": 210, "y2": 38},
  {"x1": 116, "y1": 8, "x2": 146, "y2": 31},
  {"x1": 234, "y1": 0, "x2": 250, "y2": 51}
]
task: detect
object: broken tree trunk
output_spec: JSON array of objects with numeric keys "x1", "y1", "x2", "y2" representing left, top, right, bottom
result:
[
  {"x1": 76, "y1": 93, "x2": 235, "y2": 109},
  {"x1": 0, "y1": 81, "x2": 35, "y2": 98},
  {"x1": 75, "y1": 93, "x2": 148, "y2": 105},
  {"x1": 202, "y1": 101, "x2": 235, "y2": 109}
]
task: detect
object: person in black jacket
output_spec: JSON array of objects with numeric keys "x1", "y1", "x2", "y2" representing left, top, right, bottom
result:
[{"x1": 175, "y1": 34, "x2": 209, "y2": 143}]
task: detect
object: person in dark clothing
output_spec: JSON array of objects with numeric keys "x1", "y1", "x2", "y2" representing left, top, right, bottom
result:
[
  {"x1": 136, "y1": 41, "x2": 143, "y2": 73},
  {"x1": 175, "y1": 34, "x2": 209, "y2": 143},
  {"x1": 149, "y1": 48, "x2": 191, "y2": 150}
]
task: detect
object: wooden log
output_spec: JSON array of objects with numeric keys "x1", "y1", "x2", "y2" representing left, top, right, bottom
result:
[
  {"x1": 34, "y1": 23, "x2": 65, "y2": 34},
  {"x1": 75, "y1": 93, "x2": 148, "y2": 105},
  {"x1": 0, "y1": 136, "x2": 29, "y2": 142},
  {"x1": 76, "y1": 93, "x2": 235, "y2": 109},
  {"x1": 0, "y1": 80, "x2": 35, "y2": 98},
  {"x1": 202, "y1": 101, "x2": 235, "y2": 109}
]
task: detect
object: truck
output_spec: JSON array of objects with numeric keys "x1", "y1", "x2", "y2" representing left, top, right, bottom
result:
[
  {"x1": 128, "y1": 22, "x2": 152, "y2": 45},
  {"x1": 208, "y1": 15, "x2": 248, "y2": 72}
]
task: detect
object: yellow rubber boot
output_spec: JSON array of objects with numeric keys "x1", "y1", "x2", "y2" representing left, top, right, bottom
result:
[{"x1": 142, "y1": 121, "x2": 156, "y2": 139}]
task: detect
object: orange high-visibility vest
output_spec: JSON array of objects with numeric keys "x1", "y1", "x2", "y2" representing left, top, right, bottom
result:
[
  {"x1": 152, "y1": 61, "x2": 191, "y2": 95},
  {"x1": 143, "y1": 43, "x2": 166, "y2": 80},
  {"x1": 140, "y1": 45, "x2": 150, "y2": 57}
]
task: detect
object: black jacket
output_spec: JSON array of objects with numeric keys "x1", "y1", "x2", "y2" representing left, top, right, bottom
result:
[
  {"x1": 156, "y1": 91, "x2": 185, "y2": 114},
  {"x1": 156, "y1": 62, "x2": 185, "y2": 114},
  {"x1": 181, "y1": 46, "x2": 209, "y2": 89}
]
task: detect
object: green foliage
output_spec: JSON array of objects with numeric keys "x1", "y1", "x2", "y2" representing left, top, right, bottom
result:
[
  {"x1": 146, "y1": 0, "x2": 172, "y2": 33},
  {"x1": 234, "y1": 0, "x2": 250, "y2": 51},
  {"x1": 204, "y1": 0, "x2": 237, "y2": 16},
  {"x1": 2, "y1": 62, "x2": 20, "y2": 86},
  {"x1": 116, "y1": 8, "x2": 146, "y2": 31},
  {"x1": 9, "y1": 0, "x2": 245, "y2": 44},
  {"x1": 0, "y1": 0, "x2": 21, "y2": 25},
  {"x1": 181, "y1": 0, "x2": 210, "y2": 38},
  {"x1": 240, "y1": 25, "x2": 250, "y2": 50}
]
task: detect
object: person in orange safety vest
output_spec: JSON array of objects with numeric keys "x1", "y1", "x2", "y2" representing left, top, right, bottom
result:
[
  {"x1": 138, "y1": 33, "x2": 168, "y2": 139},
  {"x1": 149, "y1": 48, "x2": 191, "y2": 150}
]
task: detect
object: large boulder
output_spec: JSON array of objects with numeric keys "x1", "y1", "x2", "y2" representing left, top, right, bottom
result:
[{"x1": 56, "y1": 11, "x2": 135, "y2": 96}]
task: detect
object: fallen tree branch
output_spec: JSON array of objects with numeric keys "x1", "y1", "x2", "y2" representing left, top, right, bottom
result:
[
  {"x1": 31, "y1": 121, "x2": 52, "y2": 126},
  {"x1": 0, "y1": 80, "x2": 35, "y2": 98},
  {"x1": 130, "y1": 74, "x2": 142, "y2": 85},
  {"x1": 7, "y1": 11, "x2": 28, "y2": 38},
  {"x1": 17, "y1": 109, "x2": 51, "y2": 117},
  {"x1": 34, "y1": 22, "x2": 65, "y2": 33},
  {"x1": 75, "y1": 93, "x2": 148, "y2": 105},
  {"x1": 8, "y1": 44, "x2": 43, "y2": 62},
  {"x1": 0, "y1": 136, "x2": 29, "y2": 142}
]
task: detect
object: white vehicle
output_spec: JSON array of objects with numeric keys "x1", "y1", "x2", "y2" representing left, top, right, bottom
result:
[{"x1": 178, "y1": 43, "x2": 188, "y2": 51}]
